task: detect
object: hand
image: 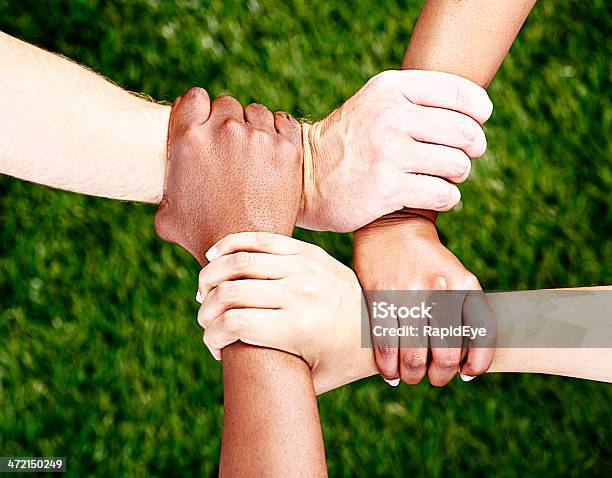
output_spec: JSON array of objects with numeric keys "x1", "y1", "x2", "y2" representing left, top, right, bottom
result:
[
  {"x1": 155, "y1": 88, "x2": 303, "y2": 264},
  {"x1": 298, "y1": 70, "x2": 493, "y2": 232},
  {"x1": 195, "y1": 232, "x2": 373, "y2": 395},
  {"x1": 353, "y1": 216, "x2": 496, "y2": 386}
]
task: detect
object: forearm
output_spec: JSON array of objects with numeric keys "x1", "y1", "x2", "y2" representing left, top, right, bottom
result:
[
  {"x1": 402, "y1": 0, "x2": 536, "y2": 87},
  {"x1": 221, "y1": 345, "x2": 326, "y2": 476},
  {"x1": 0, "y1": 31, "x2": 170, "y2": 204}
]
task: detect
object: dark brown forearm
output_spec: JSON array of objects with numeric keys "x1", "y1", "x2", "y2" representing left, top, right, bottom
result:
[{"x1": 220, "y1": 345, "x2": 326, "y2": 476}]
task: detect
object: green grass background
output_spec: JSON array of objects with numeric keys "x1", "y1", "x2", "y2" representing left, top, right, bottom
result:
[{"x1": 0, "y1": 0, "x2": 610, "y2": 476}]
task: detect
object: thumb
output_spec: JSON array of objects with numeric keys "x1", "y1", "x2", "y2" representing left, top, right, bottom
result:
[{"x1": 171, "y1": 87, "x2": 212, "y2": 127}]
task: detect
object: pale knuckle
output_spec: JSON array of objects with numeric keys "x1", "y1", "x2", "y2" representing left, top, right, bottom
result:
[
  {"x1": 369, "y1": 70, "x2": 394, "y2": 89},
  {"x1": 298, "y1": 279, "x2": 320, "y2": 300},
  {"x1": 435, "y1": 187, "x2": 452, "y2": 208},
  {"x1": 197, "y1": 308, "x2": 208, "y2": 328},
  {"x1": 198, "y1": 269, "x2": 210, "y2": 290},
  {"x1": 255, "y1": 231, "x2": 273, "y2": 248},
  {"x1": 233, "y1": 251, "x2": 252, "y2": 270},
  {"x1": 453, "y1": 156, "x2": 472, "y2": 182},
  {"x1": 224, "y1": 310, "x2": 243, "y2": 334},
  {"x1": 461, "y1": 273, "x2": 481, "y2": 290},
  {"x1": 217, "y1": 282, "x2": 238, "y2": 303},
  {"x1": 461, "y1": 122, "x2": 481, "y2": 145}
]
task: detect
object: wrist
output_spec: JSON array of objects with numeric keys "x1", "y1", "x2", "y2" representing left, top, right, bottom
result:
[
  {"x1": 356, "y1": 211, "x2": 437, "y2": 237},
  {"x1": 146, "y1": 103, "x2": 172, "y2": 204},
  {"x1": 297, "y1": 121, "x2": 321, "y2": 228}
]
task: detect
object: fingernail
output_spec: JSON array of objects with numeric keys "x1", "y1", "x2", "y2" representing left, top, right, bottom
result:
[
  {"x1": 460, "y1": 374, "x2": 476, "y2": 382},
  {"x1": 196, "y1": 290, "x2": 203, "y2": 304},
  {"x1": 384, "y1": 378, "x2": 400, "y2": 387},
  {"x1": 205, "y1": 246, "x2": 218, "y2": 262}
]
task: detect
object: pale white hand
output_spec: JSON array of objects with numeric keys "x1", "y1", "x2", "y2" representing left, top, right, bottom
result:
[
  {"x1": 299, "y1": 69, "x2": 493, "y2": 232},
  {"x1": 196, "y1": 232, "x2": 368, "y2": 395}
]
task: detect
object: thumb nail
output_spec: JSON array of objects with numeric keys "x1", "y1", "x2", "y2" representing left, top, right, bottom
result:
[
  {"x1": 460, "y1": 374, "x2": 476, "y2": 382},
  {"x1": 196, "y1": 290, "x2": 203, "y2": 304},
  {"x1": 384, "y1": 378, "x2": 400, "y2": 387}
]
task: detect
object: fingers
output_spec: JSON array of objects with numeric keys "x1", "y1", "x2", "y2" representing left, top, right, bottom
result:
[
  {"x1": 206, "y1": 232, "x2": 307, "y2": 262},
  {"x1": 198, "y1": 251, "x2": 295, "y2": 299},
  {"x1": 274, "y1": 111, "x2": 302, "y2": 151},
  {"x1": 393, "y1": 70, "x2": 493, "y2": 124},
  {"x1": 171, "y1": 87, "x2": 212, "y2": 126},
  {"x1": 244, "y1": 103, "x2": 275, "y2": 130},
  {"x1": 427, "y1": 291, "x2": 465, "y2": 387},
  {"x1": 368, "y1": 291, "x2": 400, "y2": 382},
  {"x1": 203, "y1": 308, "x2": 291, "y2": 360},
  {"x1": 401, "y1": 174, "x2": 461, "y2": 212},
  {"x1": 405, "y1": 143, "x2": 472, "y2": 184},
  {"x1": 411, "y1": 106, "x2": 487, "y2": 158},
  {"x1": 399, "y1": 298, "x2": 429, "y2": 385},
  {"x1": 373, "y1": 338, "x2": 400, "y2": 384},
  {"x1": 197, "y1": 278, "x2": 286, "y2": 328},
  {"x1": 208, "y1": 95, "x2": 245, "y2": 123},
  {"x1": 460, "y1": 290, "x2": 497, "y2": 378}
]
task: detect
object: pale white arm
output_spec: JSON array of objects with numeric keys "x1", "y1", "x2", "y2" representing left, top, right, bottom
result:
[{"x1": 0, "y1": 31, "x2": 170, "y2": 204}]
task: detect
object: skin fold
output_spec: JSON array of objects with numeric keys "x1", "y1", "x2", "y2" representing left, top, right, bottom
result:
[
  {"x1": 197, "y1": 233, "x2": 612, "y2": 394},
  {"x1": 353, "y1": 0, "x2": 538, "y2": 387}
]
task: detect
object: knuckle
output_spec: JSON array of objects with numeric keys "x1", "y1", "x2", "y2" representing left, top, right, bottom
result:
[
  {"x1": 255, "y1": 231, "x2": 273, "y2": 248},
  {"x1": 233, "y1": 251, "x2": 252, "y2": 270},
  {"x1": 453, "y1": 156, "x2": 472, "y2": 183},
  {"x1": 223, "y1": 117, "x2": 244, "y2": 133},
  {"x1": 298, "y1": 279, "x2": 320, "y2": 300},
  {"x1": 367, "y1": 70, "x2": 398, "y2": 92},
  {"x1": 453, "y1": 83, "x2": 467, "y2": 109},
  {"x1": 461, "y1": 122, "x2": 480, "y2": 145},
  {"x1": 198, "y1": 269, "x2": 210, "y2": 290},
  {"x1": 223, "y1": 310, "x2": 243, "y2": 334},
  {"x1": 461, "y1": 273, "x2": 481, "y2": 290},
  {"x1": 427, "y1": 275, "x2": 448, "y2": 290},
  {"x1": 217, "y1": 282, "x2": 239, "y2": 303},
  {"x1": 197, "y1": 308, "x2": 208, "y2": 329},
  {"x1": 206, "y1": 334, "x2": 222, "y2": 352},
  {"x1": 401, "y1": 352, "x2": 427, "y2": 372},
  {"x1": 434, "y1": 187, "x2": 451, "y2": 209}
]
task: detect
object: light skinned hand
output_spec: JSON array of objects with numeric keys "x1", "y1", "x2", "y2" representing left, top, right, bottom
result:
[
  {"x1": 353, "y1": 215, "x2": 496, "y2": 386},
  {"x1": 196, "y1": 232, "x2": 368, "y2": 395},
  {"x1": 298, "y1": 69, "x2": 493, "y2": 232}
]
